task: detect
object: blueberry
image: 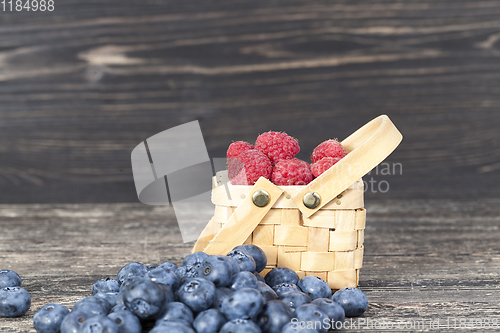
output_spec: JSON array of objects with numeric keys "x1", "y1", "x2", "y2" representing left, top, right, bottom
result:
[
  {"x1": 281, "y1": 321, "x2": 321, "y2": 333},
  {"x1": 146, "y1": 265, "x2": 158, "y2": 271},
  {"x1": 110, "y1": 304, "x2": 128, "y2": 313},
  {"x1": 331, "y1": 287, "x2": 368, "y2": 317},
  {"x1": 198, "y1": 255, "x2": 233, "y2": 288},
  {"x1": 72, "y1": 297, "x2": 111, "y2": 316},
  {"x1": 229, "y1": 271, "x2": 258, "y2": 291},
  {"x1": 92, "y1": 278, "x2": 120, "y2": 295},
  {"x1": 147, "y1": 267, "x2": 180, "y2": 291},
  {"x1": 150, "y1": 320, "x2": 196, "y2": 333},
  {"x1": 78, "y1": 315, "x2": 119, "y2": 333},
  {"x1": 156, "y1": 301, "x2": 194, "y2": 326},
  {"x1": 157, "y1": 261, "x2": 177, "y2": 271},
  {"x1": 60, "y1": 310, "x2": 94, "y2": 333},
  {"x1": 226, "y1": 249, "x2": 256, "y2": 272},
  {"x1": 225, "y1": 256, "x2": 241, "y2": 278},
  {"x1": 297, "y1": 276, "x2": 332, "y2": 300},
  {"x1": 118, "y1": 276, "x2": 144, "y2": 292},
  {"x1": 108, "y1": 310, "x2": 142, "y2": 333},
  {"x1": 264, "y1": 267, "x2": 298, "y2": 287},
  {"x1": 33, "y1": 303, "x2": 70, "y2": 333},
  {"x1": 182, "y1": 252, "x2": 209, "y2": 267},
  {"x1": 176, "y1": 278, "x2": 216, "y2": 313},
  {"x1": 175, "y1": 265, "x2": 199, "y2": 284},
  {"x1": 256, "y1": 281, "x2": 278, "y2": 302},
  {"x1": 122, "y1": 279, "x2": 171, "y2": 320},
  {"x1": 220, "y1": 319, "x2": 262, "y2": 333},
  {"x1": 220, "y1": 288, "x2": 265, "y2": 320},
  {"x1": 256, "y1": 300, "x2": 293, "y2": 333},
  {"x1": 211, "y1": 287, "x2": 232, "y2": 310},
  {"x1": 271, "y1": 283, "x2": 300, "y2": 297},
  {"x1": 294, "y1": 304, "x2": 329, "y2": 333},
  {"x1": 94, "y1": 292, "x2": 119, "y2": 308},
  {"x1": 193, "y1": 308, "x2": 227, "y2": 333},
  {"x1": 311, "y1": 298, "x2": 345, "y2": 325},
  {"x1": 0, "y1": 286, "x2": 31, "y2": 317},
  {"x1": 279, "y1": 291, "x2": 311, "y2": 312},
  {"x1": 233, "y1": 245, "x2": 267, "y2": 273},
  {"x1": 116, "y1": 262, "x2": 148, "y2": 286},
  {"x1": 114, "y1": 289, "x2": 124, "y2": 306},
  {"x1": 254, "y1": 272, "x2": 265, "y2": 283},
  {"x1": 0, "y1": 270, "x2": 22, "y2": 288}
]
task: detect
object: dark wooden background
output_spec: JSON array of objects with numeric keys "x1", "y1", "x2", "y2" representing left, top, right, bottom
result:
[
  {"x1": 1, "y1": 0, "x2": 500, "y2": 203},
  {"x1": 1, "y1": 3, "x2": 500, "y2": 331}
]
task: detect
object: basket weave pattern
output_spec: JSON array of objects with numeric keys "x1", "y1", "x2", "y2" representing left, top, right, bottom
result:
[
  {"x1": 193, "y1": 115, "x2": 403, "y2": 291},
  {"x1": 211, "y1": 175, "x2": 365, "y2": 290}
]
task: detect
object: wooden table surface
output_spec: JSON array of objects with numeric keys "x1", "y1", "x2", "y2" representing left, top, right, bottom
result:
[{"x1": 1, "y1": 200, "x2": 499, "y2": 332}]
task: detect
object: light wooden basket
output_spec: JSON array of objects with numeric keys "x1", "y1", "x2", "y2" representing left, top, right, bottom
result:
[{"x1": 193, "y1": 115, "x2": 402, "y2": 290}]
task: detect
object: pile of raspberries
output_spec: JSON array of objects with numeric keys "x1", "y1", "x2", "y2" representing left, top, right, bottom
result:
[{"x1": 227, "y1": 131, "x2": 347, "y2": 186}]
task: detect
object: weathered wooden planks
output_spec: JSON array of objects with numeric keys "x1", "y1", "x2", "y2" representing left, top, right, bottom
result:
[{"x1": 1, "y1": 200, "x2": 500, "y2": 331}]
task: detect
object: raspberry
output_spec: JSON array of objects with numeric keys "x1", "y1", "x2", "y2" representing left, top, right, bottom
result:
[
  {"x1": 271, "y1": 159, "x2": 313, "y2": 186},
  {"x1": 311, "y1": 139, "x2": 347, "y2": 163},
  {"x1": 228, "y1": 150, "x2": 272, "y2": 185},
  {"x1": 255, "y1": 132, "x2": 299, "y2": 165},
  {"x1": 227, "y1": 141, "x2": 254, "y2": 159},
  {"x1": 311, "y1": 157, "x2": 342, "y2": 177}
]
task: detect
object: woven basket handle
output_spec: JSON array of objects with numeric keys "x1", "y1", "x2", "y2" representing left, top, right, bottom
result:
[
  {"x1": 292, "y1": 115, "x2": 402, "y2": 218},
  {"x1": 201, "y1": 177, "x2": 284, "y2": 255}
]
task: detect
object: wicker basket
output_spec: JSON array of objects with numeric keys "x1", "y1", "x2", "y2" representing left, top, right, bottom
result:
[{"x1": 192, "y1": 115, "x2": 402, "y2": 290}]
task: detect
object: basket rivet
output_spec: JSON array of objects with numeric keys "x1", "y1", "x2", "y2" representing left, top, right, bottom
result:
[
  {"x1": 303, "y1": 192, "x2": 321, "y2": 209},
  {"x1": 252, "y1": 190, "x2": 270, "y2": 207}
]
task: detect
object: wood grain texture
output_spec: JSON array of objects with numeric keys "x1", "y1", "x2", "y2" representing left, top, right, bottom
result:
[
  {"x1": 2, "y1": 200, "x2": 500, "y2": 331},
  {"x1": 0, "y1": 0, "x2": 499, "y2": 203}
]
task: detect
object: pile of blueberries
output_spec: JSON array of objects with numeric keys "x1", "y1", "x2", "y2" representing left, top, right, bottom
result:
[{"x1": 1, "y1": 244, "x2": 368, "y2": 332}]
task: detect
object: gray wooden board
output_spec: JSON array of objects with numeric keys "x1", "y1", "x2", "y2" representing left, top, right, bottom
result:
[
  {"x1": 0, "y1": 200, "x2": 499, "y2": 332},
  {"x1": 1, "y1": 0, "x2": 500, "y2": 203}
]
